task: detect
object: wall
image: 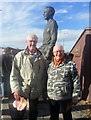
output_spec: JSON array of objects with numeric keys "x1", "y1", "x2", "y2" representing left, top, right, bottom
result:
[{"x1": 70, "y1": 27, "x2": 91, "y2": 102}]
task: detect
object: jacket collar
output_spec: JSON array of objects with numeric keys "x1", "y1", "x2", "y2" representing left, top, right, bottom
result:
[{"x1": 24, "y1": 47, "x2": 42, "y2": 57}]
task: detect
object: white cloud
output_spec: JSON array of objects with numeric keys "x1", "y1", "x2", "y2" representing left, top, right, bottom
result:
[
  {"x1": 56, "y1": 9, "x2": 68, "y2": 14},
  {"x1": 82, "y1": 3, "x2": 89, "y2": 7},
  {"x1": 67, "y1": 12, "x2": 89, "y2": 21},
  {"x1": 68, "y1": 5, "x2": 73, "y2": 8},
  {"x1": 67, "y1": 16, "x2": 73, "y2": 20},
  {"x1": 1, "y1": 1, "x2": 89, "y2": 52},
  {"x1": 1, "y1": 27, "x2": 83, "y2": 52},
  {"x1": 1, "y1": 27, "x2": 43, "y2": 49},
  {"x1": 56, "y1": 29, "x2": 83, "y2": 52},
  {"x1": 58, "y1": 20, "x2": 64, "y2": 23},
  {"x1": 75, "y1": 13, "x2": 89, "y2": 20},
  {"x1": 2, "y1": 2, "x2": 47, "y2": 33},
  {"x1": 2, "y1": 2, "x2": 45, "y2": 24},
  {"x1": 0, "y1": 1, "x2": 2, "y2": 10}
]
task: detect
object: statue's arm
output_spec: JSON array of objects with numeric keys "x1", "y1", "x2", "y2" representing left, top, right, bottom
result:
[
  {"x1": 50, "y1": 30, "x2": 58, "y2": 47},
  {"x1": 50, "y1": 21, "x2": 58, "y2": 47}
]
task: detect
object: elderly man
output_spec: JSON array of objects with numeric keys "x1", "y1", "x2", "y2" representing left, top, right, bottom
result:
[
  {"x1": 10, "y1": 34, "x2": 47, "y2": 120},
  {"x1": 39, "y1": 6, "x2": 58, "y2": 60},
  {"x1": 47, "y1": 45, "x2": 80, "y2": 120}
]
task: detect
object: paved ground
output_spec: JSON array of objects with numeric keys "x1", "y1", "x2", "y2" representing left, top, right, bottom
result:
[{"x1": 0, "y1": 97, "x2": 91, "y2": 120}]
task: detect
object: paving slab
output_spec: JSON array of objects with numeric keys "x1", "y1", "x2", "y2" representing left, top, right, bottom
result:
[{"x1": 0, "y1": 97, "x2": 91, "y2": 120}]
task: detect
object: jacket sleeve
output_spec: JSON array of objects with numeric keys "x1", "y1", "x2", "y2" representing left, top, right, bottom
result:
[
  {"x1": 10, "y1": 54, "x2": 21, "y2": 93},
  {"x1": 71, "y1": 62, "x2": 81, "y2": 100}
]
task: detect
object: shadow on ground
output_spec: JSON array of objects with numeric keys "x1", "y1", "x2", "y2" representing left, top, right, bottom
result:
[
  {"x1": 75, "y1": 118, "x2": 91, "y2": 120},
  {"x1": 1, "y1": 98, "x2": 91, "y2": 119}
]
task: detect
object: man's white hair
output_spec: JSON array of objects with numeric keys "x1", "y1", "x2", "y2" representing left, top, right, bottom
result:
[
  {"x1": 27, "y1": 34, "x2": 38, "y2": 41},
  {"x1": 53, "y1": 44, "x2": 64, "y2": 52}
]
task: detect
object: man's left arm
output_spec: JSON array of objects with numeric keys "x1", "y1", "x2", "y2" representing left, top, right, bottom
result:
[{"x1": 71, "y1": 62, "x2": 81, "y2": 104}]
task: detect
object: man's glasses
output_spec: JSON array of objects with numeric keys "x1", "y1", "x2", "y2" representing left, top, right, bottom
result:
[
  {"x1": 54, "y1": 50, "x2": 64, "y2": 53},
  {"x1": 29, "y1": 40, "x2": 37, "y2": 43}
]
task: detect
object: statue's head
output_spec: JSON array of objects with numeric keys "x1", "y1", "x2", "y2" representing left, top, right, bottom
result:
[{"x1": 43, "y1": 6, "x2": 55, "y2": 20}]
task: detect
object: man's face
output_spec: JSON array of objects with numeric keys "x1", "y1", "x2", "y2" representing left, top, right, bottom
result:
[
  {"x1": 43, "y1": 8, "x2": 51, "y2": 20},
  {"x1": 53, "y1": 46, "x2": 64, "y2": 61},
  {"x1": 26, "y1": 36, "x2": 37, "y2": 52}
]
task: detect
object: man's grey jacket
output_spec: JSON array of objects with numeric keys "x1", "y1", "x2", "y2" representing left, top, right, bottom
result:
[{"x1": 10, "y1": 48, "x2": 47, "y2": 99}]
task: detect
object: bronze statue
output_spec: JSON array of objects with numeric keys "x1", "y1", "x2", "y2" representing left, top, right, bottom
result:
[{"x1": 39, "y1": 6, "x2": 58, "y2": 60}]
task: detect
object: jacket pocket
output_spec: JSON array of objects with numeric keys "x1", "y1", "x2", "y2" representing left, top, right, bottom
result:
[{"x1": 55, "y1": 83, "x2": 70, "y2": 96}]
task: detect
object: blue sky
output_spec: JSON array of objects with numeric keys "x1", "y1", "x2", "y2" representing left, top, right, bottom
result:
[{"x1": 0, "y1": 1, "x2": 90, "y2": 52}]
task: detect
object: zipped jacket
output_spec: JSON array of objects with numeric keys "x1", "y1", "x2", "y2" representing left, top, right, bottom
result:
[
  {"x1": 47, "y1": 60, "x2": 80, "y2": 100},
  {"x1": 10, "y1": 48, "x2": 47, "y2": 99}
]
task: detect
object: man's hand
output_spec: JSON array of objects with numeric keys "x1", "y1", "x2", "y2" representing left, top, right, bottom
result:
[{"x1": 13, "y1": 91, "x2": 20, "y2": 101}]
